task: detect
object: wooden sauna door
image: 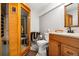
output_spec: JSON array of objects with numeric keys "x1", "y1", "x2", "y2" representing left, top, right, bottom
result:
[
  {"x1": 20, "y1": 4, "x2": 31, "y2": 55},
  {"x1": 8, "y1": 3, "x2": 30, "y2": 56}
]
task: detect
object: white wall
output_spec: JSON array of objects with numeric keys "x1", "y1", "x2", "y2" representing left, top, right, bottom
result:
[
  {"x1": 31, "y1": 8, "x2": 39, "y2": 32},
  {"x1": 39, "y1": 3, "x2": 79, "y2": 33},
  {"x1": 29, "y1": 3, "x2": 79, "y2": 33},
  {"x1": 40, "y1": 4, "x2": 64, "y2": 33},
  {"x1": 29, "y1": 3, "x2": 64, "y2": 32}
]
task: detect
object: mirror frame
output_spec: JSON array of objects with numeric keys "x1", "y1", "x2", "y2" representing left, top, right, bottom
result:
[{"x1": 64, "y1": 3, "x2": 79, "y2": 27}]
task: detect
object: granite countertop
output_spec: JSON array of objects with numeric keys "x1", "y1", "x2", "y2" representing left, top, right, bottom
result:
[{"x1": 50, "y1": 32, "x2": 79, "y2": 39}]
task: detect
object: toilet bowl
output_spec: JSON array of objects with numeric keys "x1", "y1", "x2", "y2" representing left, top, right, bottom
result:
[
  {"x1": 37, "y1": 40, "x2": 48, "y2": 56},
  {"x1": 36, "y1": 33, "x2": 49, "y2": 56}
]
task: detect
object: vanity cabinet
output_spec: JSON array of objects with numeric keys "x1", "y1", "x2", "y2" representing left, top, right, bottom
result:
[{"x1": 49, "y1": 34, "x2": 79, "y2": 56}]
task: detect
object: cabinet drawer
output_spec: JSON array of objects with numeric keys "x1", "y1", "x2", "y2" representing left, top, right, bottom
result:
[
  {"x1": 61, "y1": 44, "x2": 79, "y2": 56},
  {"x1": 49, "y1": 34, "x2": 57, "y2": 41}
]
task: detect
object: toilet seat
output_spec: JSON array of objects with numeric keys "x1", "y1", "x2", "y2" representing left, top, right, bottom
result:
[{"x1": 37, "y1": 40, "x2": 48, "y2": 45}]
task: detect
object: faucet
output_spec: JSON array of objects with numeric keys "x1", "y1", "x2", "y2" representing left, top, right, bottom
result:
[{"x1": 67, "y1": 26, "x2": 74, "y2": 33}]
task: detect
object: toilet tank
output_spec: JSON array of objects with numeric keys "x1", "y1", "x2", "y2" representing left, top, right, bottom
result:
[{"x1": 44, "y1": 33, "x2": 49, "y2": 42}]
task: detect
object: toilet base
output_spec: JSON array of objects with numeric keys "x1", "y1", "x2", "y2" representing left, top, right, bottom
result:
[
  {"x1": 36, "y1": 48, "x2": 47, "y2": 56},
  {"x1": 37, "y1": 40, "x2": 48, "y2": 56}
]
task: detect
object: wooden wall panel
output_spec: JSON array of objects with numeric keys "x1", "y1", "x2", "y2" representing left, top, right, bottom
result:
[
  {"x1": 8, "y1": 3, "x2": 21, "y2": 56},
  {"x1": 0, "y1": 3, "x2": 2, "y2": 56}
]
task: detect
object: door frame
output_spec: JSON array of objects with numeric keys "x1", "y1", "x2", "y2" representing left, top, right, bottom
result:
[{"x1": 20, "y1": 3, "x2": 31, "y2": 55}]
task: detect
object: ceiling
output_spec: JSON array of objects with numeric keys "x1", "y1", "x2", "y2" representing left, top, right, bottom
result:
[{"x1": 27, "y1": 3, "x2": 50, "y2": 12}]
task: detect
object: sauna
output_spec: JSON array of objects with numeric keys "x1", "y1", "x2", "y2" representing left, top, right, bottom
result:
[{"x1": 0, "y1": 3, "x2": 31, "y2": 56}]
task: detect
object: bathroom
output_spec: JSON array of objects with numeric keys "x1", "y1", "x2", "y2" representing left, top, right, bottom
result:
[
  {"x1": 27, "y1": 3, "x2": 79, "y2": 56},
  {"x1": 0, "y1": 3, "x2": 79, "y2": 56}
]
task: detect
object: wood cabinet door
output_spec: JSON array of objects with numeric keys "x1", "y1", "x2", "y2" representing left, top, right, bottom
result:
[
  {"x1": 61, "y1": 44, "x2": 79, "y2": 56},
  {"x1": 49, "y1": 40, "x2": 61, "y2": 56},
  {"x1": 8, "y1": 3, "x2": 21, "y2": 56}
]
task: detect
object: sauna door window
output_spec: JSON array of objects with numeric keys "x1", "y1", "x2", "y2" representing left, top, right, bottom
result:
[{"x1": 21, "y1": 8, "x2": 28, "y2": 50}]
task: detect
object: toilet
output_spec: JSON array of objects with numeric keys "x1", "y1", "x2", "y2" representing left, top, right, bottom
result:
[{"x1": 36, "y1": 33, "x2": 49, "y2": 56}]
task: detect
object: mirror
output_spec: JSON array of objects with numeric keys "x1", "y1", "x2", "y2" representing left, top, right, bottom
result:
[{"x1": 65, "y1": 3, "x2": 79, "y2": 27}]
